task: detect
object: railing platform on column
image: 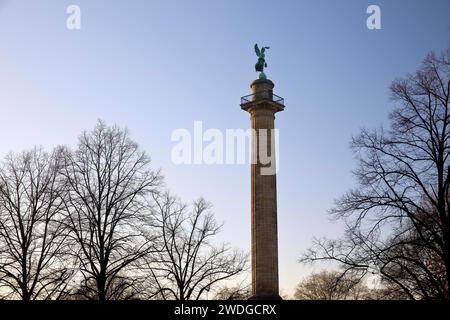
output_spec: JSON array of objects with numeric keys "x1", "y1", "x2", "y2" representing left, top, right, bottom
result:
[{"x1": 241, "y1": 91, "x2": 285, "y2": 106}]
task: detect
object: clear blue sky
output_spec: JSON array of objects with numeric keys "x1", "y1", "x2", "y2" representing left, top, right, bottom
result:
[{"x1": 0, "y1": 0, "x2": 449, "y2": 295}]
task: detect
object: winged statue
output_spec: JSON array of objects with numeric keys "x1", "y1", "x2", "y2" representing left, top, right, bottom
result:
[{"x1": 254, "y1": 43, "x2": 270, "y2": 80}]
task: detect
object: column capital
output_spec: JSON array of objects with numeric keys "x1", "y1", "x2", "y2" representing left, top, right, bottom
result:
[{"x1": 241, "y1": 79, "x2": 284, "y2": 114}]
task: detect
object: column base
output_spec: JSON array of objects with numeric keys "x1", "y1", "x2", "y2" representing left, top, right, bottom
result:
[{"x1": 248, "y1": 294, "x2": 283, "y2": 301}]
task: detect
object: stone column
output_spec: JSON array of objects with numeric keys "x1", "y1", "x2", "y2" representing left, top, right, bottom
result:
[{"x1": 241, "y1": 79, "x2": 284, "y2": 300}]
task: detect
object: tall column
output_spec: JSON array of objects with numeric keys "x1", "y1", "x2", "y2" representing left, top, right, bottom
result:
[{"x1": 241, "y1": 79, "x2": 284, "y2": 300}]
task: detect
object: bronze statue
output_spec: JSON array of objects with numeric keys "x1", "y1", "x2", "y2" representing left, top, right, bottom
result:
[{"x1": 254, "y1": 44, "x2": 270, "y2": 80}]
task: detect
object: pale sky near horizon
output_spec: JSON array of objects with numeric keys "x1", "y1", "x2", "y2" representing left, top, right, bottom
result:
[{"x1": 0, "y1": 0, "x2": 449, "y2": 296}]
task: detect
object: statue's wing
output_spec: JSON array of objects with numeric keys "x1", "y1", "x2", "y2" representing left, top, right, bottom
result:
[{"x1": 254, "y1": 44, "x2": 260, "y2": 56}]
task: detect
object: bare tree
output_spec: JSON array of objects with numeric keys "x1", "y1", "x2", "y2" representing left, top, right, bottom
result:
[
  {"x1": 301, "y1": 48, "x2": 450, "y2": 299},
  {"x1": 68, "y1": 273, "x2": 144, "y2": 300},
  {"x1": 0, "y1": 147, "x2": 71, "y2": 300},
  {"x1": 294, "y1": 270, "x2": 370, "y2": 300},
  {"x1": 145, "y1": 192, "x2": 248, "y2": 300},
  {"x1": 213, "y1": 283, "x2": 251, "y2": 300},
  {"x1": 60, "y1": 120, "x2": 161, "y2": 300}
]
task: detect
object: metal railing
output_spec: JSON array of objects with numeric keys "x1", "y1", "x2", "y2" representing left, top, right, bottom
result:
[{"x1": 240, "y1": 91, "x2": 285, "y2": 106}]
